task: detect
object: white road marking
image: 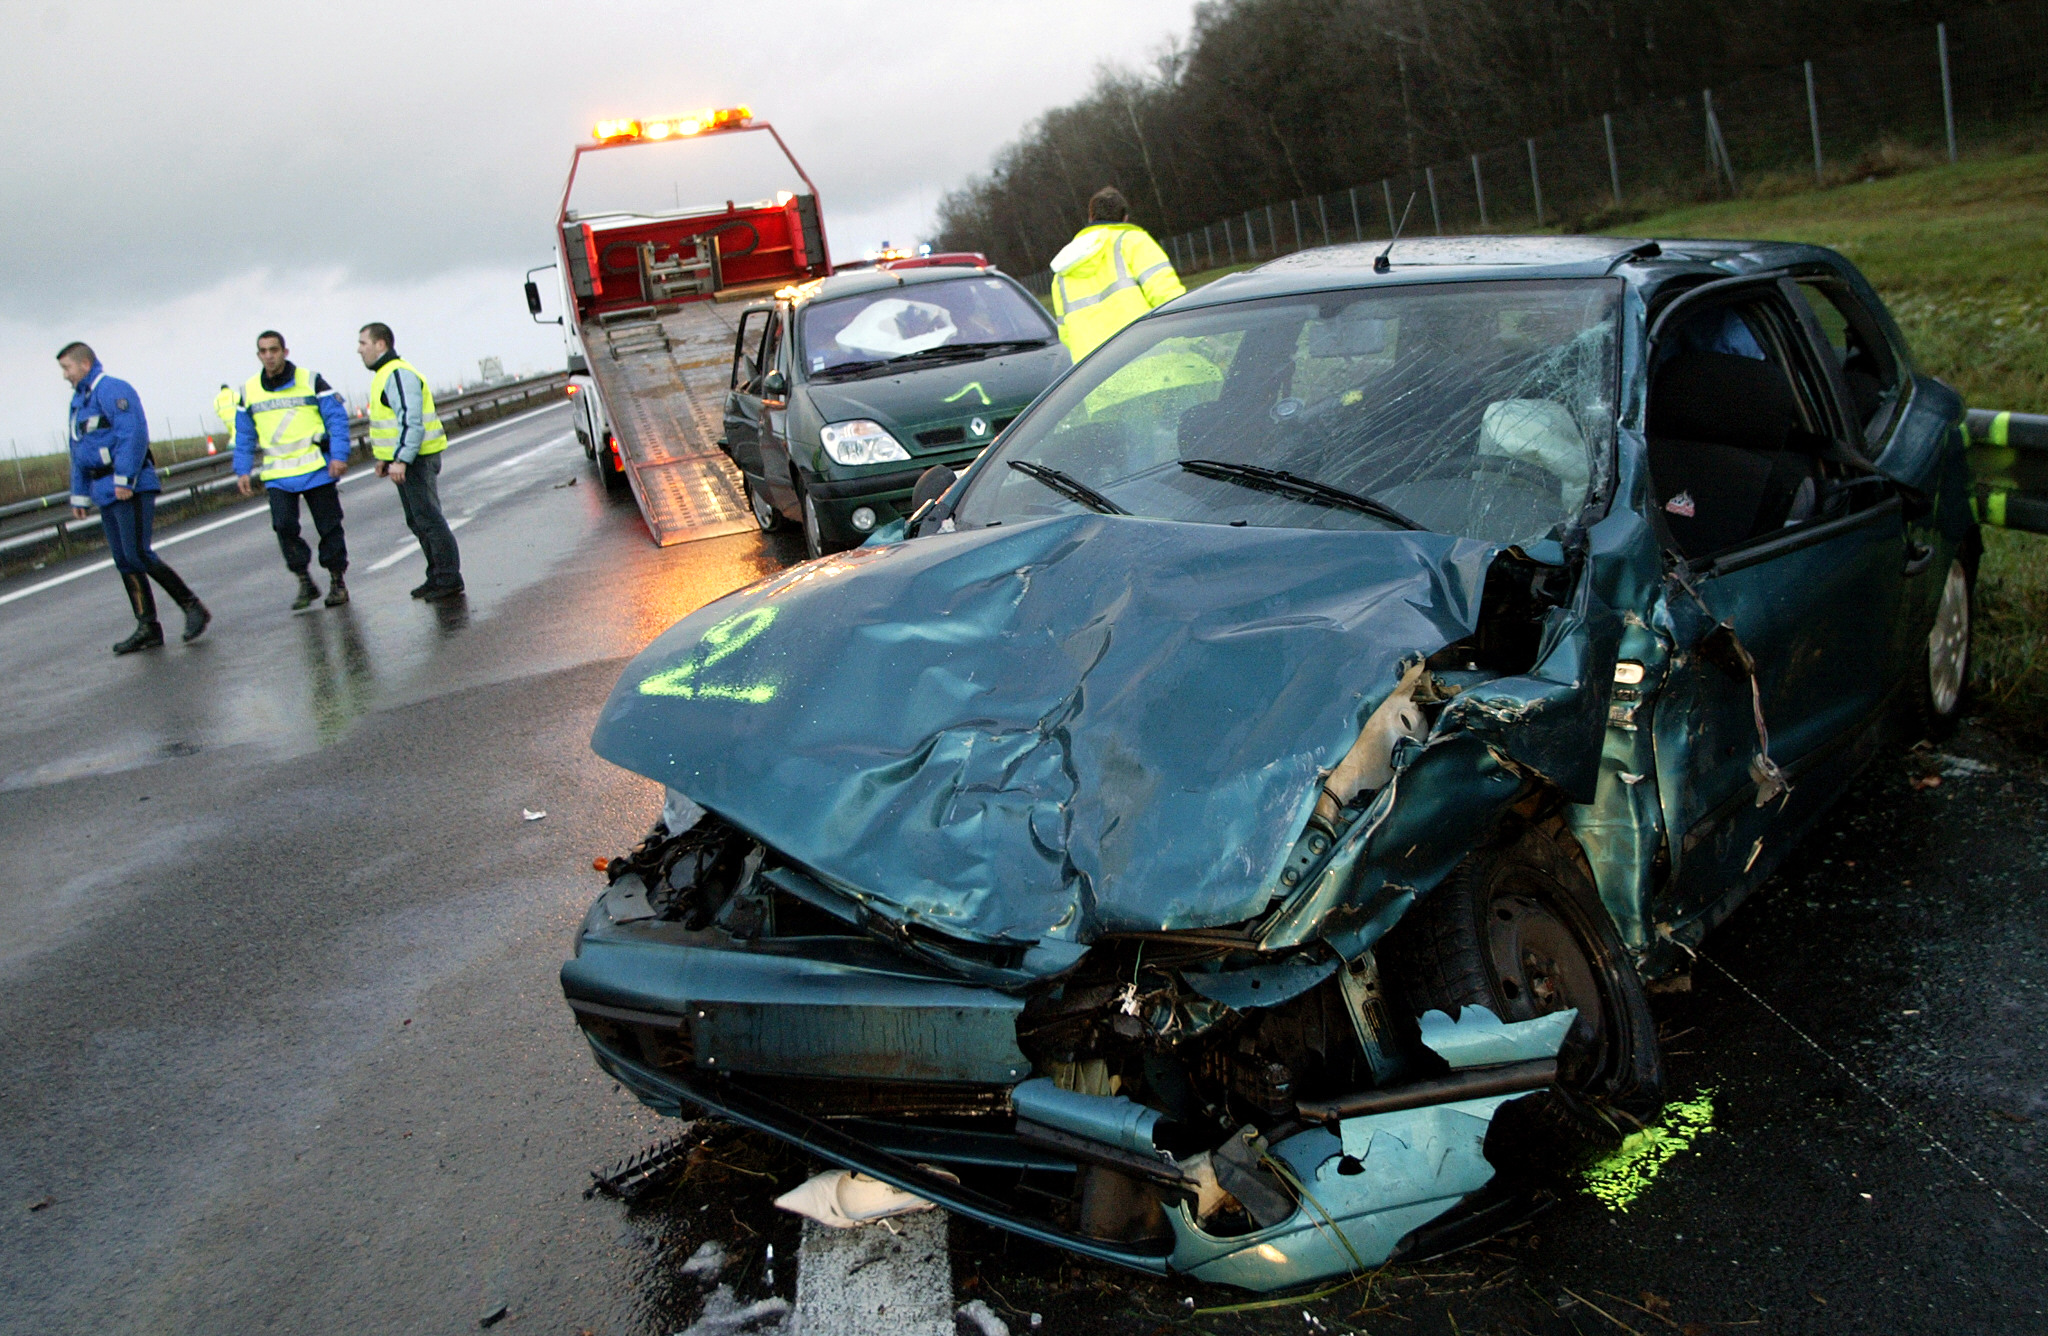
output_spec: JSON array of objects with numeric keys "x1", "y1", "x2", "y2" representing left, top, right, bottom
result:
[
  {"x1": 364, "y1": 514, "x2": 473, "y2": 572},
  {"x1": 483, "y1": 433, "x2": 574, "y2": 473},
  {"x1": 791, "y1": 1211, "x2": 953, "y2": 1336},
  {"x1": 0, "y1": 401, "x2": 570, "y2": 608}
]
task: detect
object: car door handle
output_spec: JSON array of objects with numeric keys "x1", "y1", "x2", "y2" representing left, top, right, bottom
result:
[{"x1": 1903, "y1": 540, "x2": 1935, "y2": 576}]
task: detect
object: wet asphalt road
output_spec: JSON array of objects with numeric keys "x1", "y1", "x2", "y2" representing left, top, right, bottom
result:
[{"x1": 1, "y1": 408, "x2": 2044, "y2": 1334}]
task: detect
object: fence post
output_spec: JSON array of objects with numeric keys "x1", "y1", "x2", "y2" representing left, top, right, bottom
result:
[
  {"x1": 1703, "y1": 89, "x2": 1737, "y2": 194},
  {"x1": 1317, "y1": 195, "x2": 1330, "y2": 246},
  {"x1": 1383, "y1": 179, "x2": 1398, "y2": 235},
  {"x1": 1938, "y1": 22, "x2": 1957, "y2": 163},
  {"x1": 10, "y1": 441, "x2": 24, "y2": 497},
  {"x1": 1204, "y1": 224, "x2": 1215, "y2": 270},
  {"x1": 1526, "y1": 138, "x2": 1544, "y2": 227},
  {"x1": 1349, "y1": 186, "x2": 1362, "y2": 242},
  {"x1": 1224, "y1": 217, "x2": 1236, "y2": 264},
  {"x1": 1425, "y1": 168, "x2": 1443, "y2": 233},
  {"x1": 1805, "y1": 60, "x2": 1824, "y2": 183},
  {"x1": 1604, "y1": 113, "x2": 1622, "y2": 206},
  {"x1": 1290, "y1": 199, "x2": 1303, "y2": 252},
  {"x1": 1246, "y1": 210, "x2": 1258, "y2": 259},
  {"x1": 1471, "y1": 155, "x2": 1488, "y2": 229},
  {"x1": 1267, "y1": 204, "x2": 1280, "y2": 257}
]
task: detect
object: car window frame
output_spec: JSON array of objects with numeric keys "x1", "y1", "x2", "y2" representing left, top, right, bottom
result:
[
  {"x1": 1789, "y1": 274, "x2": 1910, "y2": 450},
  {"x1": 732, "y1": 307, "x2": 771, "y2": 394}
]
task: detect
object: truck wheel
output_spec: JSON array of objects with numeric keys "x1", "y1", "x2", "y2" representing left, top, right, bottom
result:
[
  {"x1": 1377, "y1": 825, "x2": 1665, "y2": 1153},
  {"x1": 596, "y1": 436, "x2": 629, "y2": 495},
  {"x1": 745, "y1": 476, "x2": 788, "y2": 533},
  {"x1": 1917, "y1": 556, "x2": 1972, "y2": 741}
]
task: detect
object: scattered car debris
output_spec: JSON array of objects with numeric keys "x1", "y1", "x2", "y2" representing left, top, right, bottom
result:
[
  {"x1": 562, "y1": 236, "x2": 1981, "y2": 1290},
  {"x1": 956, "y1": 1298, "x2": 1011, "y2": 1336},
  {"x1": 669, "y1": 1285, "x2": 791, "y2": 1336},
  {"x1": 679, "y1": 1239, "x2": 729, "y2": 1281},
  {"x1": 25, "y1": 1194, "x2": 53, "y2": 1212},
  {"x1": 774, "y1": 1169, "x2": 943, "y2": 1228},
  {"x1": 522, "y1": 808, "x2": 546, "y2": 821},
  {"x1": 586, "y1": 1128, "x2": 700, "y2": 1202},
  {"x1": 479, "y1": 1304, "x2": 509, "y2": 1328}
]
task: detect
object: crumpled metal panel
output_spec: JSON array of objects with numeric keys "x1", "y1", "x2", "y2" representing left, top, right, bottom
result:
[{"x1": 591, "y1": 513, "x2": 1496, "y2": 956}]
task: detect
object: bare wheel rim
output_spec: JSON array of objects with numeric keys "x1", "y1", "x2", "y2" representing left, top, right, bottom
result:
[
  {"x1": 1928, "y1": 558, "x2": 1970, "y2": 717},
  {"x1": 1484, "y1": 887, "x2": 1610, "y2": 1088},
  {"x1": 802, "y1": 489, "x2": 822, "y2": 556},
  {"x1": 749, "y1": 481, "x2": 776, "y2": 531}
]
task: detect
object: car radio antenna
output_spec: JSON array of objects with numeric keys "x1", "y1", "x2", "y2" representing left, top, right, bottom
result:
[{"x1": 1374, "y1": 193, "x2": 1416, "y2": 274}]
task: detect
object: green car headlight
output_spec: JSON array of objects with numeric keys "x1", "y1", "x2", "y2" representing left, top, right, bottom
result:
[{"x1": 820, "y1": 419, "x2": 911, "y2": 466}]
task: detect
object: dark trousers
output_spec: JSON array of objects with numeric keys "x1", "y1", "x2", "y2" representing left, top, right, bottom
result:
[
  {"x1": 394, "y1": 453, "x2": 461, "y2": 586},
  {"x1": 100, "y1": 491, "x2": 198, "y2": 614},
  {"x1": 269, "y1": 481, "x2": 348, "y2": 574}
]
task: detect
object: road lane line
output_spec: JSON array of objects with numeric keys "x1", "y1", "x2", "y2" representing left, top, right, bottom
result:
[
  {"x1": 363, "y1": 516, "x2": 474, "y2": 573},
  {"x1": 483, "y1": 433, "x2": 575, "y2": 473},
  {"x1": 0, "y1": 402, "x2": 570, "y2": 608}
]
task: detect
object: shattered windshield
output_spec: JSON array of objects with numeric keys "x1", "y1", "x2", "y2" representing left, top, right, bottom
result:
[
  {"x1": 801, "y1": 275, "x2": 1056, "y2": 377},
  {"x1": 953, "y1": 278, "x2": 1620, "y2": 544}
]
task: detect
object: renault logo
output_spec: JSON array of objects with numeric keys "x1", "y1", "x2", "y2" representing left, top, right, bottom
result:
[{"x1": 970, "y1": 416, "x2": 989, "y2": 437}]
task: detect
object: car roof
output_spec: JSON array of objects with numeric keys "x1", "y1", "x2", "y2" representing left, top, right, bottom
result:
[
  {"x1": 788, "y1": 264, "x2": 1009, "y2": 306},
  {"x1": 1168, "y1": 235, "x2": 1848, "y2": 312}
]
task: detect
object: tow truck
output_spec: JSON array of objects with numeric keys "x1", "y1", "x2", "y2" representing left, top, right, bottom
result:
[{"x1": 526, "y1": 107, "x2": 832, "y2": 545}]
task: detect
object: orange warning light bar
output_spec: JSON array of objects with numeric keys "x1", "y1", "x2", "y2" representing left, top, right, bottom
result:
[{"x1": 591, "y1": 107, "x2": 752, "y2": 144}]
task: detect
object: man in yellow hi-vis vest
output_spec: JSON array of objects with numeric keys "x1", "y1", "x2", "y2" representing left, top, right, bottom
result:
[
  {"x1": 359, "y1": 322, "x2": 462, "y2": 600},
  {"x1": 1049, "y1": 188, "x2": 1186, "y2": 363},
  {"x1": 234, "y1": 330, "x2": 354, "y2": 609}
]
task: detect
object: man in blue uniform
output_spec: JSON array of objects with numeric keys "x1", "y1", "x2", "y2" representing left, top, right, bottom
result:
[
  {"x1": 60, "y1": 342, "x2": 211, "y2": 654},
  {"x1": 233, "y1": 330, "x2": 354, "y2": 608}
]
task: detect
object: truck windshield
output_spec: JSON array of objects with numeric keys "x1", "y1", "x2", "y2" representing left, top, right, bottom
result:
[
  {"x1": 951, "y1": 278, "x2": 1620, "y2": 546},
  {"x1": 802, "y1": 276, "x2": 1055, "y2": 377}
]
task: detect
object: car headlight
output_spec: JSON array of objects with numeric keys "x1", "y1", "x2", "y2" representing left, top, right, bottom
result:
[{"x1": 819, "y1": 419, "x2": 911, "y2": 466}]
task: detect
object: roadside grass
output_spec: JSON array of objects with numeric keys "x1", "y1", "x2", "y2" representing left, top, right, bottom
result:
[
  {"x1": 1, "y1": 432, "x2": 228, "y2": 509},
  {"x1": 1617, "y1": 149, "x2": 2048, "y2": 742}
]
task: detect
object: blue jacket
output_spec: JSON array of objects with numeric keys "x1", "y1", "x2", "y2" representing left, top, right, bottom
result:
[
  {"x1": 231, "y1": 363, "x2": 354, "y2": 493},
  {"x1": 67, "y1": 364, "x2": 157, "y2": 509}
]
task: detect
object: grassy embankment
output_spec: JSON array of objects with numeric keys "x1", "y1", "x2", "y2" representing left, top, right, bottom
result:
[
  {"x1": 0, "y1": 432, "x2": 228, "y2": 509},
  {"x1": 1172, "y1": 150, "x2": 2048, "y2": 739}
]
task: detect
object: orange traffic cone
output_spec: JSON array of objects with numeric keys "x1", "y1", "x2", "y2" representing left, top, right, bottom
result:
[{"x1": 205, "y1": 437, "x2": 218, "y2": 455}]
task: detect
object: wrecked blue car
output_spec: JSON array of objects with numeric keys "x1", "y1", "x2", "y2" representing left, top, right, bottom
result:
[{"x1": 563, "y1": 235, "x2": 1976, "y2": 1289}]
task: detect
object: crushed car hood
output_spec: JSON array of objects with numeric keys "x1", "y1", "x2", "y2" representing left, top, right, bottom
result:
[{"x1": 591, "y1": 514, "x2": 1496, "y2": 956}]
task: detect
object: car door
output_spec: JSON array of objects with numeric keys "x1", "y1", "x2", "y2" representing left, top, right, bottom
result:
[
  {"x1": 724, "y1": 306, "x2": 772, "y2": 481},
  {"x1": 754, "y1": 304, "x2": 798, "y2": 514},
  {"x1": 1643, "y1": 281, "x2": 1909, "y2": 932}
]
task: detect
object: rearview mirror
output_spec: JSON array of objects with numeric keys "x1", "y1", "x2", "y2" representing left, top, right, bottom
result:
[
  {"x1": 524, "y1": 281, "x2": 544, "y2": 317},
  {"x1": 762, "y1": 369, "x2": 788, "y2": 399}
]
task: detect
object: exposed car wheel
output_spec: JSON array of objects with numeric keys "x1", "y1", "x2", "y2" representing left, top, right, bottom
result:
[
  {"x1": 1918, "y1": 555, "x2": 1972, "y2": 740},
  {"x1": 745, "y1": 475, "x2": 788, "y2": 533},
  {"x1": 800, "y1": 482, "x2": 827, "y2": 560},
  {"x1": 1378, "y1": 824, "x2": 1665, "y2": 1152}
]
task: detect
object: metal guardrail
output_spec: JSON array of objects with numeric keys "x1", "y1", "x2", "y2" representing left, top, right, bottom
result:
[
  {"x1": 1964, "y1": 407, "x2": 2048, "y2": 535},
  {"x1": 0, "y1": 371, "x2": 569, "y2": 555}
]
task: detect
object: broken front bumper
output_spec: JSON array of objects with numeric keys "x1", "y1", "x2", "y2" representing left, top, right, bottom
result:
[{"x1": 564, "y1": 896, "x2": 1569, "y2": 1291}]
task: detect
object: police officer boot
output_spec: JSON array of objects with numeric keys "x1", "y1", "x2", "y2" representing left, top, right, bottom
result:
[
  {"x1": 291, "y1": 571, "x2": 321, "y2": 610},
  {"x1": 323, "y1": 572, "x2": 350, "y2": 607},
  {"x1": 148, "y1": 560, "x2": 210, "y2": 642},
  {"x1": 113, "y1": 573, "x2": 165, "y2": 655}
]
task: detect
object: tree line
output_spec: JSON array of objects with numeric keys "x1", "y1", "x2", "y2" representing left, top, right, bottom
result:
[{"x1": 933, "y1": 0, "x2": 1982, "y2": 271}]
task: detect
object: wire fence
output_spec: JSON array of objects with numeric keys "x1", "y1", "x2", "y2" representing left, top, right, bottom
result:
[{"x1": 1021, "y1": 3, "x2": 2048, "y2": 295}]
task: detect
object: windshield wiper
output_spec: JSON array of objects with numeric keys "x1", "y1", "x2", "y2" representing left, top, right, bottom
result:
[
  {"x1": 1007, "y1": 460, "x2": 1127, "y2": 515},
  {"x1": 881, "y1": 339, "x2": 1050, "y2": 368},
  {"x1": 1179, "y1": 459, "x2": 1423, "y2": 530}
]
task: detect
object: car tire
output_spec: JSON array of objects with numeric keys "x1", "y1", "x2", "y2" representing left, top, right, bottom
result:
[
  {"x1": 1377, "y1": 823, "x2": 1665, "y2": 1152},
  {"x1": 800, "y1": 480, "x2": 828, "y2": 560},
  {"x1": 1917, "y1": 554, "x2": 1973, "y2": 741},
  {"x1": 745, "y1": 475, "x2": 788, "y2": 533}
]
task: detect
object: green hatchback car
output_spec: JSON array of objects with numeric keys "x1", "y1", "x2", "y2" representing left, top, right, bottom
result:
[{"x1": 722, "y1": 265, "x2": 1070, "y2": 557}]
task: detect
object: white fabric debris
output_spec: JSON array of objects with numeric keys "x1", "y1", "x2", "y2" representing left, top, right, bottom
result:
[
  {"x1": 957, "y1": 1299, "x2": 1011, "y2": 1336},
  {"x1": 773, "y1": 1170, "x2": 936, "y2": 1228},
  {"x1": 679, "y1": 1239, "x2": 728, "y2": 1280},
  {"x1": 669, "y1": 1284, "x2": 790, "y2": 1335},
  {"x1": 521, "y1": 808, "x2": 546, "y2": 821}
]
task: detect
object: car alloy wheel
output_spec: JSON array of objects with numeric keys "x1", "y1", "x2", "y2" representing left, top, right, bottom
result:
[
  {"x1": 746, "y1": 477, "x2": 784, "y2": 533},
  {"x1": 1926, "y1": 557, "x2": 1970, "y2": 719},
  {"x1": 801, "y1": 485, "x2": 825, "y2": 560}
]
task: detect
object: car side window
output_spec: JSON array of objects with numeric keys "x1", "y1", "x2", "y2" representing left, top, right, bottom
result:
[
  {"x1": 1645, "y1": 299, "x2": 1833, "y2": 558},
  {"x1": 760, "y1": 309, "x2": 786, "y2": 384},
  {"x1": 732, "y1": 309, "x2": 768, "y2": 393},
  {"x1": 1791, "y1": 281, "x2": 1905, "y2": 446}
]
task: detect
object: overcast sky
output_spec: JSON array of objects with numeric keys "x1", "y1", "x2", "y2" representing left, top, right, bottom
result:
[{"x1": 0, "y1": 0, "x2": 1192, "y2": 456}]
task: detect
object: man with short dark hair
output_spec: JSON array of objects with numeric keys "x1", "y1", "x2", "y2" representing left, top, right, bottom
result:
[
  {"x1": 1047, "y1": 187, "x2": 1186, "y2": 361},
  {"x1": 234, "y1": 330, "x2": 354, "y2": 608},
  {"x1": 59, "y1": 343, "x2": 210, "y2": 653},
  {"x1": 358, "y1": 323, "x2": 462, "y2": 599}
]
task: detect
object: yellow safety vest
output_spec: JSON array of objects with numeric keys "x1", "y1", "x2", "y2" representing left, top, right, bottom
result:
[
  {"x1": 1051, "y1": 224, "x2": 1186, "y2": 363},
  {"x1": 366, "y1": 356, "x2": 448, "y2": 461},
  {"x1": 242, "y1": 367, "x2": 329, "y2": 482}
]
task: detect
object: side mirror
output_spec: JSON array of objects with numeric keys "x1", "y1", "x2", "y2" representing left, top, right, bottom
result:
[
  {"x1": 524, "y1": 281, "x2": 544, "y2": 317},
  {"x1": 906, "y1": 464, "x2": 958, "y2": 535},
  {"x1": 762, "y1": 369, "x2": 788, "y2": 399}
]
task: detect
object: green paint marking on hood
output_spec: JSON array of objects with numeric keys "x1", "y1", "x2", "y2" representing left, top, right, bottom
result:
[
  {"x1": 637, "y1": 607, "x2": 783, "y2": 704},
  {"x1": 943, "y1": 381, "x2": 992, "y2": 405},
  {"x1": 1583, "y1": 1089, "x2": 1716, "y2": 1211}
]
